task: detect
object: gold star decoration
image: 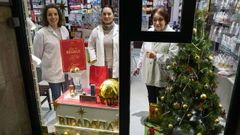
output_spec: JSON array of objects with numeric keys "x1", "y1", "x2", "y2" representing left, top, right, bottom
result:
[
  {"x1": 57, "y1": 0, "x2": 67, "y2": 13},
  {"x1": 52, "y1": 100, "x2": 60, "y2": 109},
  {"x1": 77, "y1": 107, "x2": 86, "y2": 118}
]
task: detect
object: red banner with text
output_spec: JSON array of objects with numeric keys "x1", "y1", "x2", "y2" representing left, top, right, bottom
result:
[{"x1": 60, "y1": 39, "x2": 86, "y2": 72}]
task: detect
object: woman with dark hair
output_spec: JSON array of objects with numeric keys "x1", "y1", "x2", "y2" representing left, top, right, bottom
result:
[
  {"x1": 133, "y1": 7, "x2": 178, "y2": 104},
  {"x1": 33, "y1": 4, "x2": 69, "y2": 101},
  {"x1": 88, "y1": 5, "x2": 119, "y2": 79}
]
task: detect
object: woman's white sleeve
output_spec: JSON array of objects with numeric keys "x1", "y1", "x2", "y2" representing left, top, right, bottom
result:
[
  {"x1": 87, "y1": 29, "x2": 97, "y2": 62},
  {"x1": 33, "y1": 32, "x2": 44, "y2": 60},
  {"x1": 136, "y1": 42, "x2": 145, "y2": 69},
  {"x1": 155, "y1": 43, "x2": 179, "y2": 64}
]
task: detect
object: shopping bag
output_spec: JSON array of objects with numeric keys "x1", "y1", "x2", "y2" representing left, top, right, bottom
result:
[{"x1": 89, "y1": 65, "x2": 108, "y2": 88}]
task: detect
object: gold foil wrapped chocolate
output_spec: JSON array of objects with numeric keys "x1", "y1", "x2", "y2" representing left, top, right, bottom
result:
[{"x1": 99, "y1": 79, "x2": 119, "y2": 106}]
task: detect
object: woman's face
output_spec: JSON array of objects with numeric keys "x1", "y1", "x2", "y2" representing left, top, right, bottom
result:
[
  {"x1": 101, "y1": 7, "x2": 114, "y2": 24},
  {"x1": 153, "y1": 13, "x2": 166, "y2": 31},
  {"x1": 47, "y1": 8, "x2": 59, "y2": 28}
]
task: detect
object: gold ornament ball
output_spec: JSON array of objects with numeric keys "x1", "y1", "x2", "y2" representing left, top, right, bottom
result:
[
  {"x1": 160, "y1": 96, "x2": 165, "y2": 101},
  {"x1": 194, "y1": 55, "x2": 200, "y2": 60},
  {"x1": 173, "y1": 102, "x2": 181, "y2": 109},
  {"x1": 208, "y1": 55, "x2": 213, "y2": 60},
  {"x1": 168, "y1": 124, "x2": 173, "y2": 129},
  {"x1": 154, "y1": 108, "x2": 159, "y2": 112},
  {"x1": 215, "y1": 118, "x2": 220, "y2": 124},
  {"x1": 197, "y1": 133, "x2": 202, "y2": 135},
  {"x1": 99, "y1": 79, "x2": 119, "y2": 99},
  {"x1": 200, "y1": 93, "x2": 207, "y2": 100},
  {"x1": 74, "y1": 67, "x2": 80, "y2": 72},
  {"x1": 64, "y1": 131, "x2": 69, "y2": 135},
  {"x1": 209, "y1": 70, "x2": 213, "y2": 74},
  {"x1": 76, "y1": 133, "x2": 80, "y2": 135},
  {"x1": 166, "y1": 65, "x2": 171, "y2": 70},
  {"x1": 193, "y1": 28, "x2": 197, "y2": 34},
  {"x1": 182, "y1": 104, "x2": 188, "y2": 109},
  {"x1": 204, "y1": 84, "x2": 209, "y2": 89},
  {"x1": 219, "y1": 104, "x2": 223, "y2": 108}
]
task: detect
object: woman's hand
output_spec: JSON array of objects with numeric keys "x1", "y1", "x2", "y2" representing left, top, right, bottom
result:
[
  {"x1": 133, "y1": 68, "x2": 140, "y2": 76},
  {"x1": 146, "y1": 51, "x2": 156, "y2": 59}
]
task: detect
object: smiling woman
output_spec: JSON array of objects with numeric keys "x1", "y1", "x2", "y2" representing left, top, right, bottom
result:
[
  {"x1": 33, "y1": 4, "x2": 69, "y2": 102},
  {"x1": 142, "y1": 0, "x2": 182, "y2": 32},
  {"x1": 88, "y1": 5, "x2": 119, "y2": 79}
]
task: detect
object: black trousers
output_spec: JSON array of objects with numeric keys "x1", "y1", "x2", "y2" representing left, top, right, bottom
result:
[{"x1": 146, "y1": 85, "x2": 161, "y2": 104}]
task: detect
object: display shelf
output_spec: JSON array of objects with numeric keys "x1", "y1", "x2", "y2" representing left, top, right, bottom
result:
[
  {"x1": 219, "y1": 44, "x2": 239, "y2": 59},
  {"x1": 208, "y1": 0, "x2": 240, "y2": 69},
  {"x1": 55, "y1": 90, "x2": 119, "y2": 135}
]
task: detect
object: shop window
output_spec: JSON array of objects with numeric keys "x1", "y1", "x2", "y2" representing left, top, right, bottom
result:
[{"x1": 10, "y1": 0, "x2": 240, "y2": 134}]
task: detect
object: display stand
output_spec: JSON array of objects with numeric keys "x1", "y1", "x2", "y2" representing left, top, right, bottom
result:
[{"x1": 55, "y1": 90, "x2": 119, "y2": 134}]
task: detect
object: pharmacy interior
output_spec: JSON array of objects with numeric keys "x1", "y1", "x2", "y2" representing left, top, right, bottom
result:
[{"x1": 20, "y1": 0, "x2": 240, "y2": 134}]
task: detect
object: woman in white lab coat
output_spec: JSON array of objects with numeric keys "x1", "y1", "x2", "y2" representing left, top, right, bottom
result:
[
  {"x1": 88, "y1": 5, "x2": 119, "y2": 79},
  {"x1": 33, "y1": 4, "x2": 69, "y2": 101},
  {"x1": 133, "y1": 8, "x2": 179, "y2": 104}
]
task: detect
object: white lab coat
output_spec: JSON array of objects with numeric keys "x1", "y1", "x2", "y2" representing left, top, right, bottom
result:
[
  {"x1": 137, "y1": 25, "x2": 179, "y2": 87},
  {"x1": 88, "y1": 23, "x2": 119, "y2": 78},
  {"x1": 33, "y1": 26, "x2": 69, "y2": 83}
]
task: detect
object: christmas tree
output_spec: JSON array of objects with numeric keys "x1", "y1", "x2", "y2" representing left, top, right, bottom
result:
[{"x1": 147, "y1": 9, "x2": 225, "y2": 135}]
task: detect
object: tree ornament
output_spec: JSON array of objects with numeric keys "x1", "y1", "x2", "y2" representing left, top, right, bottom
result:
[
  {"x1": 74, "y1": 67, "x2": 80, "y2": 72},
  {"x1": 200, "y1": 93, "x2": 207, "y2": 100},
  {"x1": 168, "y1": 124, "x2": 173, "y2": 129},
  {"x1": 194, "y1": 54, "x2": 200, "y2": 60},
  {"x1": 208, "y1": 55, "x2": 213, "y2": 60},
  {"x1": 215, "y1": 118, "x2": 220, "y2": 124},
  {"x1": 204, "y1": 83, "x2": 209, "y2": 89},
  {"x1": 182, "y1": 104, "x2": 188, "y2": 109},
  {"x1": 173, "y1": 102, "x2": 181, "y2": 109},
  {"x1": 148, "y1": 127, "x2": 155, "y2": 135},
  {"x1": 196, "y1": 133, "x2": 202, "y2": 135},
  {"x1": 64, "y1": 131, "x2": 69, "y2": 135},
  {"x1": 187, "y1": 113, "x2": 192, "y2": 117},
  {"x1": 219, "y1": 104, "x2": 223, "y2": 108},
  {"x1": 160, "y1": 96, "x2": 165, "y2": 101},
  {"x1": 208, "y1": 70, "x2": 213, "y2": 74},
  {"x1": 149, "y1": 103, "x2": 161, "y2": 120},
  {"x1": 193, "y1": 28, "x2": 197, "y2": 34},
  {"x1": 186, "y1": 66, "x2": 193, "y2": 73}
]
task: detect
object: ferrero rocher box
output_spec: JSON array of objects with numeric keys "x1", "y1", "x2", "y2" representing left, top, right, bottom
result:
[{"x1": 55, "y1": 90, "x2": 119, "y2": 135}]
